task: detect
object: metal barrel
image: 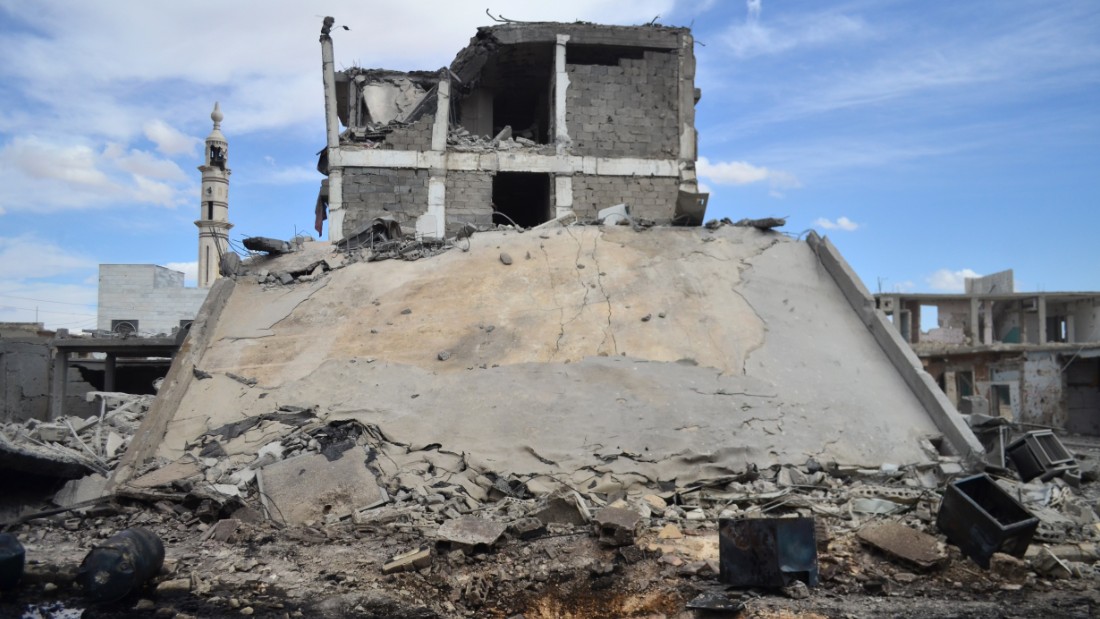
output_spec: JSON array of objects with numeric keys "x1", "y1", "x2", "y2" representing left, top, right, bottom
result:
[
  {"x1": 76, "y1": 527, "x2": 165, "y2": 603},
  {"x1": 0, "y1": 533, "x2": 25, "y2": 590}
]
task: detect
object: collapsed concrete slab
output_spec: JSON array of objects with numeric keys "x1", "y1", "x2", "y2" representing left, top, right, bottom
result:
[{"x1": 114, "y1": 225, "x2": 983, "y2": 499}]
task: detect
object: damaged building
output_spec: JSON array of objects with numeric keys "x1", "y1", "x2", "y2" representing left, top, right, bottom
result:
[
  {"x1": 316, "y1": 20, "x2": 707, "y2": 240},
  {"x1": 3, "y1": 19, "x2": 1100, "y2": 619},
  {"x1": 877, "y1": 270, "x2": 1100, "y2": 435}
]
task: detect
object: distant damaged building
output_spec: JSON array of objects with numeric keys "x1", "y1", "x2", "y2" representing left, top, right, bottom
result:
[{"x1": 316, "y1": 19, "x2": 706, "y2": 240}]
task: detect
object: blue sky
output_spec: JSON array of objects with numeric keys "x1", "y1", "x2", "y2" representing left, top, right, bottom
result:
[{"x1": 0, "y1": 0, "x2": 1097, "y2": 330}]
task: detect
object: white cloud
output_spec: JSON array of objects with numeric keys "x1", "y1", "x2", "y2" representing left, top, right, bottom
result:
[
  {"x1": 0, "y1": 281, "x2": 99, "y2": 332},
  {"x1": 0, "y1": 236, "x2": 96, "y2": 280},
  {"x1": 814, "y1": 216, "x2": 860, "y2": 231},
  {"x1": 0, "y1": 135, "x2": 191, "y2": 212},
  {"x1": 926, "y1": 268, "x2": 981, "y2": 292},
  {"x1": 144, "y1": 119, "x2": 200, "y2": 156},
  {"x1": 247, "y1": 164, "x2": 320, "y2": 186},
  {"x1": 724, "y1": 1, "x2": 870, "y2": 59},
  {"x1": 166, "y1": 261, "x2": 199, "y2": 285},
  {"x1": 697, "y1": 156, "x2": 801, "y2": 193}
]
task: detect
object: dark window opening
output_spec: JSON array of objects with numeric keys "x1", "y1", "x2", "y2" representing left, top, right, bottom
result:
[
  {"x1": 956, "y1": 371, "x2": 974, "y2": 398},
  {"x1": 210, "y1": 145, "x2": 226, "y2": 170},
  {"x1": 75, "y1": 361, "x2": 171, "y2": 396},
  {"x1": 493, "y1": 172, "x2": 551, "y2": 228},
  {"x1": 463, "y1": 43, "x2": 553, "y2": 144},
  {"x1": 1047, "y1": 316, "x2": 1068, "y2": 343},
  {"x1": 566, "y1": 44, "x2": 648, "y2": 66},
  {"x1": 207, "y1": 201, "x2": 214, "y2": 220}
]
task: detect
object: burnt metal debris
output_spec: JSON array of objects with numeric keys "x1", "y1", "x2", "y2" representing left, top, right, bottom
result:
[
  {"x1": 936, "y1": 474, "x2": 1039, "y2": 568},
  {"x1": 76, "y1": 527, "x2": 165, "y2": 603},
  {"x1": 0, "y1": 533, "x2": 25, "y2": 591},
  {"x1": 718, "y1": 516, "x2": 819, "y2": 588}
]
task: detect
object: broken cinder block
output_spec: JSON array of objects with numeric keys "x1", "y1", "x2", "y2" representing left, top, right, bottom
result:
[
  {"x1": 857, "y1": 522, "x2": 947, "y2": 570},
  {"x1": 593, "y1": 507, "x2": 641, "y2": 547},
  {"x1": 382, "y1": 547, "x2": 432, "y2": 574}
]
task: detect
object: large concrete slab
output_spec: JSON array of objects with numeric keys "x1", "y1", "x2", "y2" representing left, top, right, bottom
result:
[{"x1": 128, "y1": 226, "x2": 967, "y2": 492}]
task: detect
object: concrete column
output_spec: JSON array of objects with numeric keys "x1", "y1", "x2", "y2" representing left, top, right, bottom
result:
[
  {"x1": 969, "y1": 297, "x2": 980, "y2": 344},
  {"x1": 328, "y1": 169, "x2": 344, "y2": 240},
  {"x1": 105, "y1": 354, "x2": 117, "y2": 392},
  {"x1": 990, "y1": 299, "x2": 998, "y2": 343},
  {"x1": 49, "y1": 350, "x2": 68, "y2": 420},
  {"x1": 553, "y1": 34, "x2": 571, "y2": 153},
  {"x1": 416, "y1": 176, "x2": 446, "y2": 240},
  {"x1": 554, "y1": 175, "x2": 573, "y2": 218},
  {"x1": 1066, "y1": 314, "x2": 1076, "y2": 342},
  {"x1": 431, "y1": 70, "x2": 451, "y2": 152},
  {"x1": 676, "y1": 32, "x2": 697, "y2": 164},
  {"x1": 1038, "y1": 296, "x2": 1047, "y2": 344},
  {"x1": 320, "y1": 18, "x2": 344, "y2": 240},
  {"x1": 1018, "y1": 301, "x2": 1028, "y2": 344}
]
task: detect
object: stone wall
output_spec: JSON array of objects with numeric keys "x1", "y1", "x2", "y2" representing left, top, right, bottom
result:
[
  {"x1": 565, "y1": 51, "x2": 679, "y2": 159},
  {"x1": 383, "y1": 116, "x2": 435, "y2": 151},
  {"x1": 1021, "y1": 351, "x2": 1064, "y2": 428},
  {"x1": 98, "y1": 265, "x2": 208, "y2": 335},
  {"x1": 342, "y1": 168, "x2": 431, "y2": 234},
  {"x1": 571, "y1": 175, "x2": 680, "y2": 221},
  {"x1": 444, "y1": 171, "x2": 493, "y2": 233}
]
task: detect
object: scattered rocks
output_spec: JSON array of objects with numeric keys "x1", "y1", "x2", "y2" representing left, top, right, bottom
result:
[{"x1": 499, "y1": 252, "x2": 513, "y2": 265}]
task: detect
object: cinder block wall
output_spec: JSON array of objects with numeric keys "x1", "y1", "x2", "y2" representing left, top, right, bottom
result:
[
  {"x1": 98, "y1": 265, "x2": 208, "y2": 335},
  {"x1": 382, "y1": 116, "x2": 435, "y2": 151},
  {"x1": 572, "y1": 175, "x2": 680, "y2": 221},
  {"x1": 444, "y1": 171, "x2": 493, "y2": 233},
  {"x1": 342, "y1": 168, "x2": 431, "y2": 233},
  {"x1": 566, "y1": 51, "x2": 679, "y2": 159}
]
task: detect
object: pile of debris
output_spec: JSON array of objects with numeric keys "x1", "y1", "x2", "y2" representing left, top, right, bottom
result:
[
  {"x1": 447, "y1": 125, "x2": 553, "y2": 153},
  {"x1": 2, "y1": 402, "x2": 1099, "y2": 616},
  {"x1": 0, "y1": 392, "x2": 153, "y2": 483}
]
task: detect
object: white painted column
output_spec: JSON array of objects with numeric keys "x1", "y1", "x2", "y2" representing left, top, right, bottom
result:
[
  {"x1": 969, "y1": 297, "x2": 980, "y2": 344},
  {"x1": 553, "y1": 34, "x2": 571, "y2": 154},
  {"x1": 417, "y1": 176, "x2": 446, "y2": 240},
  {"x1": 431, "y1": 70, "x2": 451, "y2": 151},
  {"x1": 320, "y1": 19, "x2": 344, "y2": 240},
  {"x1": 554, "y1": 175, "x2": 573, "y2": 218},
  {"x1": 1037, "y1": 296, "x2": 1048, "y2": 344}
]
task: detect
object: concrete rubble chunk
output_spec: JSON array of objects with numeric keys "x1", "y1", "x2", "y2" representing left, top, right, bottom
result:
[
  {"x1": 126, "y1": 456, "x2": 204, "y2": 489},
  {"x1": 507, "y1": 517, "x2": 546, "y2": 540},
  {"x1": 382, "y1": 547, "x2": 432, "y2": 575},
  {"x1": 436, "y1": 517, "x2": 507, "y2": 551},
  {"x1": 534, "y1": 496, "x2": 588, "y2": 526},
  {"x1": 857, "y1": 522, "x2": 948, "y2": 569},
  {"x1": 1033, "y1": 547, "x2": 1073, "y2": 579},
  {"x1": 53, "y1": 473, "x2": 109, "y2": 508},
  {"x1": 256, "y1": 451, "x2": 384, "y2": 525},
  {"x1": 593, "y1": 507, "x2": 641, "y2": 547},
  {"x1": 499, "y1": 252, "x2": 513, "y2": 265},
  {"x1": 989, "y1": 552, "x2": 1028, "y2": 583}
]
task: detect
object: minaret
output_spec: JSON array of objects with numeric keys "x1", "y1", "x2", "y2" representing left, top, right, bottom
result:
[{"x1": 195, "y1": 102, "x2": 233, "y2": 288}]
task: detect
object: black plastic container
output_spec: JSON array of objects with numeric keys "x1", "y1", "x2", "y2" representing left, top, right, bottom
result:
[
  {"x1": 718, "y1": 516, "x2": 818, "y2": 588},
  {"x1": 0, "y1": 533, "x2": 25, "y2": 590},
  {"x1": 936, "y1": 474, "x2": 1038, "y2": 568},
  {"x1": 1006, "y1": 430, "x2": 1076, "y2": 482},
  {"x1": 76, "y1": 527, "x2": 164, "y2": 602}
]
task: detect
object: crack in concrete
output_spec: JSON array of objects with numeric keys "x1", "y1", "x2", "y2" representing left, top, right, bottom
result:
[
  {"x1": 541, "y1": 242, "x2": 568, "y2": 361},
  {"x1": 691, "y1": 387, "x2": 777, "y2": 398},
  {"x1": 730, "y1": 239, "x2": 783, "y2": 375},
  {"x1": 554, "y1": 226, "x2": 597, "y2": 357},
  {"x1": 592, "y1": 231, "x2": 618, "y2": 356}
]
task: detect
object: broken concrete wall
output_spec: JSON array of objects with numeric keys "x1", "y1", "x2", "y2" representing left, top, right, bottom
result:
[
  {"x1": 1021, "y1": 351, "x2": 1064, "y2": 428},
  {"x1": 0, "y1": 339, "x2": 51, "y2": 423},
  {"x1": 1065, "y1": 357, "x2": 1100, "y2": 435},
  {"x1": 381, "y1": 116, "x2": 435, "y2": 151},
  {"x1": 1071, "y1": 299, "x2": 1100, "y2": 342},
  {"x1": 341, "y1": 168, "x2": 431, "y2": 234},
  {"x1": 571, "y1": 175, "x2": 679, "y2": 221},
  {"x1": 566, "y1": 51, "x2": 679, "y2": 158},
  {"x1": 444, "y1": 171, "x2": 493, "y2": 232}
]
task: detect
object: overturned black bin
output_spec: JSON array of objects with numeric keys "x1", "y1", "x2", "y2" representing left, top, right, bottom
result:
[
  {"x1": 0, "y1": 533, "x2": 25, "y2": 590},
  {"x1": 76, "y1": 527, "x2": 164, "y2": 603},
  {"x1": 1006, "y1": 430, "x2": 1076, "y2": 482},
  {"x1": 718, "y1": 516, "x2": 818, "y2": 588},
  {"x1": 936, "y1": 473, "x2": 1037, "y2": 569}
]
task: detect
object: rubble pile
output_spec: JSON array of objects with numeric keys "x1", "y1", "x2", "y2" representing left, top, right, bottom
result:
[
  {"x1": 3, "y1": 403, "x2": 1099, "y2": 617},
  {"x1": 0, "y1": 392, "x2": 153, "y2": 482}
]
